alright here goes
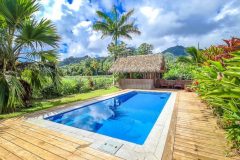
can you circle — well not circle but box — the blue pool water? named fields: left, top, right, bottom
left=45, top=91, right=171, bottom=145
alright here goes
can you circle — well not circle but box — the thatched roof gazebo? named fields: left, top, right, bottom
left=109, top=54, right=165, bottom=73
left=109, top=54, right=165, bottom=89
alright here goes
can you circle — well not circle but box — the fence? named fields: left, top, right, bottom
left=119, top=79, right=154, bottom=90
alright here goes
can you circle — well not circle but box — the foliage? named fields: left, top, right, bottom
left=0, top=0, right=60, bottom=114
left=219, top=37, right=240, bottom=53
left=107, top=42, right=135, bottom=59
left=0, top=87, right=119, bottom=119
left=201, top=37, right=240, bottom=62
left=163, top=64, right=195, bottom=80
left=202, top=46, right=224, bottom=61
left=163, top=53, right=194, bottom=80
left=137, top=43, right=154, bottom=55
left=60, top=57, right=113, bottom=76
left=178, top=47, right=204, bottom=65
left=59, top=55, right=90, bottom=66
left=41, top=84, right=61, bottom=99
left=192, top=39, right=240, bottom=152
left=40, top=76, right=113, bottom=99
left=61, top=42, right=155, bottom=76
left=93, top=6, right=140, bottom=45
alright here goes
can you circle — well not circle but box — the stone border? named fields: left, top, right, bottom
left=26, top=90, right=177, bottom=160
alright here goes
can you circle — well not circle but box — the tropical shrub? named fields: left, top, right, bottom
left=40, top=76, right=113, bottom=99
left=41, top=84, right=61, bottom=99
left=163, top=53, right=195, bottom=80
left=193, top=47, right=240, bottom=153
left=163, top=63, right=195, bottom=80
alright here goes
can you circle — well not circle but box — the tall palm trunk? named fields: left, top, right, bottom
left=3, top=58, right=7, bottom=74
left=114, top=38, right=118, bottom=61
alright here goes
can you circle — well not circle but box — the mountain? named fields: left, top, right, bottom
left=162, top=45, right=187, bottom=56
left=59, top=56, right=90, bottom=66
left=59, top=55, right=109, bottom=66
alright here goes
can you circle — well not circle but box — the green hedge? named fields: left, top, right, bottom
left=40, top=76, right=113, bottom=99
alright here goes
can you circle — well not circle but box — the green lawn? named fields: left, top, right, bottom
left=0, top=87, right=120, bottom=119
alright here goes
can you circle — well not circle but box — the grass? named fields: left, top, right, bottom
left=0, top=87, right=120, bottom=119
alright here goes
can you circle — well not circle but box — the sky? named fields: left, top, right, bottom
left=38, top=0, right=240, bottom=59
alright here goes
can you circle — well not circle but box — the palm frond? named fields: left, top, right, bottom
left=96, top=11, right=113, bottom=24
left=16, top=18, right=60, bottom=48
left=177, top=56, right=192, bottom=64
left=93, top=7, right=140, bottom=43
left=92, top=22, right=109, bottom=32
left=0, top=73, right=24, bottom=113
left=112, top=5, right=118, bottom=22
left=0, top=0, right=40, bottom=28
left=118, top=9, right=134, bottom=27
left=121, top=24, right=141, bottom=35
left=23, top=49, right=59, bottom=63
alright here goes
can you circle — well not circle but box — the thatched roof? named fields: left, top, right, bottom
left=109, top=54, right=165, bottom=73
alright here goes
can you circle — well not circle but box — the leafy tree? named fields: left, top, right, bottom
left=137, top=43, right=153, bottom=55
left=0, top=0, right=60, bottom=113
left=93, top=6, right=140, bottom=60
left=90, top=59, right=99, bottom=75
left=107, top=42, right=133, bottom=59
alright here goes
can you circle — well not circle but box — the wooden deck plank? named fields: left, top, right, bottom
left=1, top=120, right=89, bottom=146
left=0, top=136, right=42, bottom=160
left=0, top=121, right=119, bottom=160
left=0, top=123, right=113, bottom=160
left=0, top=120, right=121, bottom=160
left=0, top=145, right=22, bottom=160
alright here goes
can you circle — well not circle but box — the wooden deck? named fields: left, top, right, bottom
left=168, top=91, right=239, bottom=160
left=0, top=90, right=239, bottom=160
left=0, top=119, right=122, bottom=160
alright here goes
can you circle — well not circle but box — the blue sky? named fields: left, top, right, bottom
left=38, top=0, right=240, bottom=59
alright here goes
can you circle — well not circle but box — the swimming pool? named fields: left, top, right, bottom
left=45, top=91, right=171, bottom=145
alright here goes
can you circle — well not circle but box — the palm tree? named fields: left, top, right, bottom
left=93, top=6, right=140, bottom=46
left=0, top=0, right=60, bottom=113
left=178, top=47, right=204, bottom=66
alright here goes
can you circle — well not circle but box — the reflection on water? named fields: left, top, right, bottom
left=46, top=91, right=137, bottom=132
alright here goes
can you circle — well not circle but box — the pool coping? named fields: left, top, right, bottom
left=25, top=89, right=177, bottom=160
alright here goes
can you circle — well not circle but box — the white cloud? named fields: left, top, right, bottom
left=214, top=1, right=240, bottom=21
left=140, top=7, right=161, bottom=24
left=39, top=0, right=65, bottom=20
left=39, top=0, right=240, bottom=58
left=72, top=21, right=92, bottom=36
